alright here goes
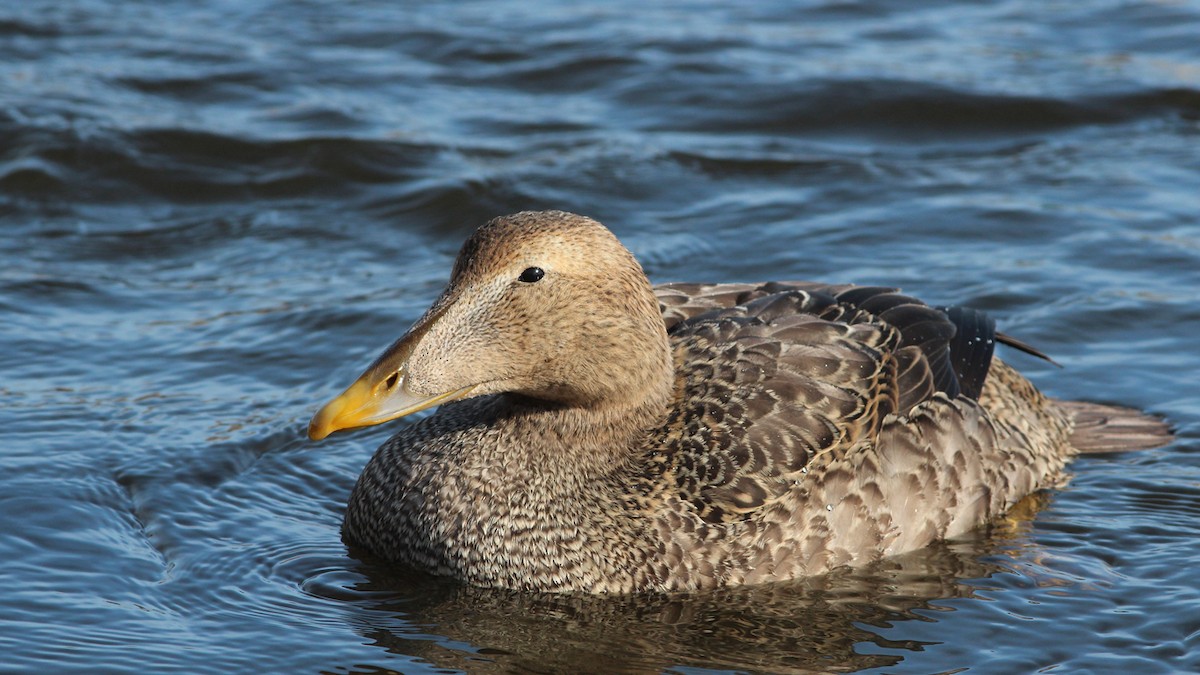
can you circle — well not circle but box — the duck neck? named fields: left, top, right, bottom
left=511, top=323, right=676, bottom=481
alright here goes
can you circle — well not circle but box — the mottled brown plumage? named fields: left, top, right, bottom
left=311, top=210, right=1171, bottom=593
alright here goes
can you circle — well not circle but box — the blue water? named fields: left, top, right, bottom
left=2, top=1, right=1199, bottom=672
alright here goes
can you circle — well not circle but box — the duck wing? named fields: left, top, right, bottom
left=648, top=282, right=998, bottom=523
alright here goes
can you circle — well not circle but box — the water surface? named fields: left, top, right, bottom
left=2, top=1, right=1199, bottom=673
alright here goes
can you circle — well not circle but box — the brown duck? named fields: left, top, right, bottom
left=309, top=210, right=1170, bottom=593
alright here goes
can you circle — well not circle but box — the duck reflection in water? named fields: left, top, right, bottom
left=335, top=492, right=1056, bottom=674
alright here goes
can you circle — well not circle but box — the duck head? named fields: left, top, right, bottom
left=308, top=211, right=672, bottom=440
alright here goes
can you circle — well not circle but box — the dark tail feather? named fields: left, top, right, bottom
left=1060, top=400, right=1173, bottom=453
left=996, top=331, right=1062, bottom=368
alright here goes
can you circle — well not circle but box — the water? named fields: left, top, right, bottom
left=2, top=1, right=1198, bottom=672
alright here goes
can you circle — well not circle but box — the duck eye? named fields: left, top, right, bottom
left=517, top=267, right=545, bottom=283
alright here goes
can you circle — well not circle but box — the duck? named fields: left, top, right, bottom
left=308, top=210, right=1171, bottom=594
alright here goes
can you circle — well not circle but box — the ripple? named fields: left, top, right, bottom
left=0, top=121, right=447, bottom=212
left=622, top=79, right=1200, bottom=141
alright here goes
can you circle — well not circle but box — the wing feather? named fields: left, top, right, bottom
left=648, top=281, right=1003, bottom=523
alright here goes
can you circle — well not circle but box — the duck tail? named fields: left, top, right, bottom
left=1059, top=400, right=1173, bottom=454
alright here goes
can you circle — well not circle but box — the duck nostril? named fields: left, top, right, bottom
left=385, top=372, right=399, bottom=390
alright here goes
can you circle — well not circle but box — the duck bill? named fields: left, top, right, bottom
left=307, top=343, right=474, bottom=440
left=309, top=290, right=475, bottom=441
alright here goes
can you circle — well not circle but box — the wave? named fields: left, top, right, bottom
left=617, top=79, right=1200, bottom=138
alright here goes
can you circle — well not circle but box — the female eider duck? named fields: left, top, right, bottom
left=309, top=210, right=1171, bottom=594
